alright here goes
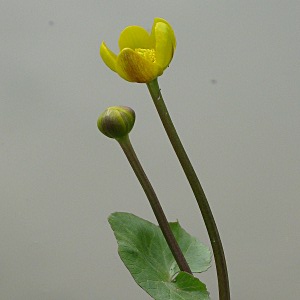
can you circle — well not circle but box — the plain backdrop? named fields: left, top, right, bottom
left=1, top=1, right=300, bottom=299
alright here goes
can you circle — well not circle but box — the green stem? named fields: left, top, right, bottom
left=147, top=78, right=230, bottom=300
left=117, top=135, right=192, bottom=274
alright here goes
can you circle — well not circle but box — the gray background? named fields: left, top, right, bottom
left=1, top=1, right=300, bottom=299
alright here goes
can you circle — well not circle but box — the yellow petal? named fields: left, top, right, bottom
left=100, top=42, right=117, bottom=72
left=118, top=26, right=153, bottom=51
left=153, top=18, right=176, bottom=48
left=151, top=18, right=176, bottom=70
left=116, top=48, right=163, bottom=83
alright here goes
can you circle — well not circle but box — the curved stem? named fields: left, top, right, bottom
left=117, top=135, right=192, bottom=274
left=147, top=78, right=230, bottom=300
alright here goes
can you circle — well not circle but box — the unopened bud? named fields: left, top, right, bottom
left=97, top=106, right=135, bottom=139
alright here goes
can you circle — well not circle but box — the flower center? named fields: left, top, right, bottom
left=135, top=48, right=156, bottom=63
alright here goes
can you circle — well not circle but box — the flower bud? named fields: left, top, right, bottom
left=97, top=106, right=135, bottom=139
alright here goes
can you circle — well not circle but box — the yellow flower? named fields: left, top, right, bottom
left=100, top=18, right=176, bottom=83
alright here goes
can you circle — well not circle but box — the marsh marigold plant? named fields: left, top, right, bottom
left=100, top=18, right=176, bottom=83
left=98, top=16, right=230, bottom=300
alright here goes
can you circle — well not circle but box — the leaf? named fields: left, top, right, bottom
left=108, top=212, right=212, bottom=300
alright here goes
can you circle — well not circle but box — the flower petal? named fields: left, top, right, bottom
left=118, top=26, right=153, bottom=51
left=116, top=48, right=163, bottom=83
left=151, top=18, right=176, bottom=70
left=153, top=18, right=176, bottom=48
left=100, top=42, right=117, bottom=72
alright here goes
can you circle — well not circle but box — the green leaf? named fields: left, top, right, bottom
left=108, top=212, right=212, bottom=300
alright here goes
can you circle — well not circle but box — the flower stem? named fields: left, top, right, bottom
left=147, top=78, right=230, bottom=300
left=117, top=134, right=192, bottom=274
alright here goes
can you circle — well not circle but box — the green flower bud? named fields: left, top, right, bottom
left=97, top=106, right=135, bottom=139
